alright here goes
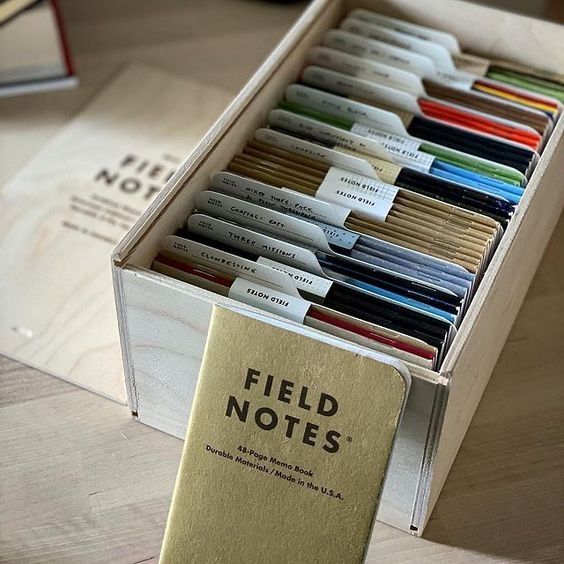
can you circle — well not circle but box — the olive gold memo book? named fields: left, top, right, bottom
left=159, top=306, right=410, bottom=564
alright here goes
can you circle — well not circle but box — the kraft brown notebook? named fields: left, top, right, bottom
left=160, top=306, right=410, bottom=564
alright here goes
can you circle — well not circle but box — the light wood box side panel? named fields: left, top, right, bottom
left=119, top=267, right=214, bottom=437
left=424, top=126, right=564, bottom=526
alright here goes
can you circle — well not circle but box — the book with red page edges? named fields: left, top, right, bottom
left=0, top=0, right=77, bottom=97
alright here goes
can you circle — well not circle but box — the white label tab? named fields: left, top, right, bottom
left=286, top=84, right=409, bottom=139
left=268, top=110, right=395, bottom=163
left=348, top=10, right=461, bottom=55
left=322, top=30, right=436, bottom=79
left=161, top=236, right=301, bottom=297
left=228, top=277, right=310, bottom=323
left=317, top=167, right=398, bottom=221
left=197, top=191, right=333, bottom=252
left=256, top=257, right=333, bottom=298
left=302, top=66, right=421, bottom=115
left=307, top=46, right=424, bottom=97
left=255, top=128, right=376, bottom=178
left=350, top=124, right=434, bottom=172
left=340, top=19, right=456, bottom=72
left=187, top=214, right=326, bottom=276
left=212, top=172, right=351, bottom=227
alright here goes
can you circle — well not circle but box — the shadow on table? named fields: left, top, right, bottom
left=422, top=214, right=564, bottom=562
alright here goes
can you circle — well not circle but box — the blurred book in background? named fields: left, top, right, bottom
left=0, top=0, right=77, bottom=97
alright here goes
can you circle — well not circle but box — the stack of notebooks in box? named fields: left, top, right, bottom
left=152, top=8, right=563, bottom=371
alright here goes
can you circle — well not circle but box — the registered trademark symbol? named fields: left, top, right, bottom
left=346, top=436, right=352, bottom=443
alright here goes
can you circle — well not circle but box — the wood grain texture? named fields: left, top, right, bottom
left=1, top=0, right=563, bottom=561
left=0, top=64, right=233, bottom=403
left=2, top=212, right=562, bottom=563
left=424, top=115, right=564, bottom=529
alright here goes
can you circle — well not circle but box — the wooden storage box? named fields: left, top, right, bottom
left=112, top=0, right=564, bottom=535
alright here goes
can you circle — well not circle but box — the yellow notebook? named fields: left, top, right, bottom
left=160, top=306, right=410, bottom=564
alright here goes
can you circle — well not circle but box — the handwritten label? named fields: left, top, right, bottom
left=322, top=30, right=434, bottom=78
left=187, top=214, right=325, bottom=275
left=302, top=66, right=421, bottom=115
left=268, top=109, right=393, bottom=162
left=197, top=191, right=333, bottom=252
left=212, top=172, right=351, bottom=227
left=255, top=128, right=376, bottom=178
left=307, top=46, right=424, bottom=97
left=161, top=236, right=300, bottom=297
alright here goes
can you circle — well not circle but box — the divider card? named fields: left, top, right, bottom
left=301, top=65, right=543, bottom=152
left=305, top=46, right=553, bottom=140
left=227, top=160, right=492, bottom=273
left=307, top=45, right=425, bottom=97
left=159, top=306, right=411, bottom=564
left=340, top=18, right=461, bottom=74
left=186, top=214, right=454, bottom=356
left=229, top=131, right=501, bottom=273
left=211, top=172, right=474, bottom=300
left=211, top=171, right=354, bottom=227
left=160, top=235, right=304, bottom=297
left=264, top=105, right=525, bottom=202
left=347, top=9, right=461, bottom=54
left=277, top=86, right=528, bottom=187
left=254, top=128, right=378, bottom=177
left=349, top=10, right=564, bottom=103
left=280, top=89, right=520, bottom=216
left=196, top=190, right=463, bottom=322
left=276, top=85, right=536, bottom=179
left=322, top=29, right=439, bottom=82
left=342, top=13, right=563, bottom=117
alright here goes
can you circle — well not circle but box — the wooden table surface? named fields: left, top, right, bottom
left=1, top=1, right=563, bottom=563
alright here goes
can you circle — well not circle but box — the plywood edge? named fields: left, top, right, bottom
left=111, top=0, right=334, bottom=268
left=411, top=372, right=450, bottom=534
left=112, top=265, right=138, bottom=413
